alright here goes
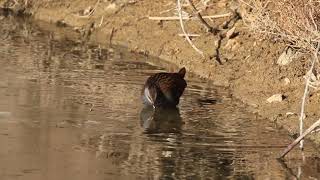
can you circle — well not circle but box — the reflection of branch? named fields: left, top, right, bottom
left=177, top=0, right=204, bottom=57
left=109, top=27, right=115, bottom=47
left=279, top=118, right=320, bottom=158
left=277, top=159, right=299, bottom=179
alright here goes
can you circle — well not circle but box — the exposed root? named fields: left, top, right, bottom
left=148, top=13, right=232, bottom=21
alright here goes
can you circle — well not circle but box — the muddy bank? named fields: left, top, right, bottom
left=1, top=0, right=320, bottom=146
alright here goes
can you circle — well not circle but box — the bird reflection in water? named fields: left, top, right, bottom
left=140, top=106, right=182, bottom=134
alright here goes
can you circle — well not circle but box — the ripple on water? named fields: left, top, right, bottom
left=0, top=15, right=318, bottom=180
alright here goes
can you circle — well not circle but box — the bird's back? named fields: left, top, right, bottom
left=142, top=68, right=187, bottom=107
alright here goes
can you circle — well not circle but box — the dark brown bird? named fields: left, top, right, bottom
left=142, top=67, right=187, bottom=108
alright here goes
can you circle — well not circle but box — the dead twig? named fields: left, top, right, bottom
left=97, top=15, right=104, bottom=27
left=148, top=13, right=232, bottom=21
left=177, top=0, right=204, bottom=56
left=279, top=118, right=320, bottom=158
left=277, top=159, right=299, bottom=179
left=298, top=42, right=320, bottom=149
left=178, top=33, right=200, bottom=37
left=298, top=61, right=315, bottom=149
left=186, top=0, right=216, bottom=33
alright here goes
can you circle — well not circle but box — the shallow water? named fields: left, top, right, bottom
left=0, top=15, right=319, bottom=180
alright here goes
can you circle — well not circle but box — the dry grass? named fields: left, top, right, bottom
left=241, top=0, right=320, bottom=53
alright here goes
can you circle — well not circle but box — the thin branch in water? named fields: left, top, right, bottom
left=177, top=0, right=204, bottom=56
left=298, top=42, right=320, bottom=149
left=279, top=118, right=320, bottom=158
left=298, top=62, right=314, bottom=149
left=277, top=159, right=299, bottom=179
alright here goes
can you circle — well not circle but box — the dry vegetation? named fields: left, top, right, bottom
left=241, top=0, right=320, bottom=53
left=240, top=0, right=320, bottom=155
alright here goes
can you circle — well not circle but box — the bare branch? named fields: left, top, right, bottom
left=177, top=0, right=204, bottom=56
left=298, top=42, right=320, bottom=149
left=186, top=0, right=215, bottom=33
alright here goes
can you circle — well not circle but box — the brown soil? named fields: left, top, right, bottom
left=1, top=0, right=320, bottom=146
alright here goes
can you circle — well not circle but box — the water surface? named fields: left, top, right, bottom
left=0, top=15, right=319, bottom=180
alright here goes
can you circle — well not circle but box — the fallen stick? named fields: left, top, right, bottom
left=149, top=13, right=232, bottom=21
left=178, top=33, right=200, bottom=37
left=97, top=15, right=104, bottom=27
left=298, top=56, right=315, bottom=149
left=298, top=42, right=320, bottom=149
left=279, top=118, right=320, bottom=159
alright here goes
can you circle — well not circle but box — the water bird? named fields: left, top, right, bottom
left=142, top=67, right=187, bottom=108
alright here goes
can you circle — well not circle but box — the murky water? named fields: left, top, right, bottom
left=0, top=14, right=319, bottom=180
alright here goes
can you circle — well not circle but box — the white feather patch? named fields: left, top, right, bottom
left=144, top=88, right=153, bottom=104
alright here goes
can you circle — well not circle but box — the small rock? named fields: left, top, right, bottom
left=249, top=103, right=258, bottom=108
left=108, top=48, right=115, bottom=53
left=83, top=6, right=93, bottom=16
left=103, top=3, right=118, bottom=14
left=286, top=112, right=295, bottom=117
left=267, top=94, right=284, bottom=103
left=225, top=39, right=239, bottom=51
left=56, top=20, right=67, bottom=27
left=128, top=0, right=137, bottom=4
left=253, top=41, right=257, bottom=46
left=226, top=27, right=236, bottom=39
left=106, top=3, right=117, bottom=10
left=284, top=77, right=290, bottom=85
left=277, top=47, right=300, bottom=66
